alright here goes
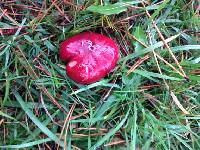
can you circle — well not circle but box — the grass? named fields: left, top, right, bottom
left=0, top=0, right=200, bottom=149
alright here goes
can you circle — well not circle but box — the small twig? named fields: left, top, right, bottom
left=127, top=54, right=150, bottom=75
left=0, top=8, right=19, bottom=25
left=33, top=49, right=48, bottom=63
left=148, top=31, right=169, bottom=89
left=57, top=104, right=76, bottom=150
left=104, top=140, right=126, bottom=147
left=115, top=12, right=145, bottom=24
left=70, top=109, right=89, bottom=120
left=35, top=61, right=52, bottom=76
left=32, top=0, right=58, bottom=31
left=50, top=0, right=71, bottom=22
left=170, top=91, right=190, bottom=115
left=71, top=145, right=82, bottom=150
left=155, top=53, right=184, bottom=77
left=0, top=9, right=7, bottom=20
left=72, top=132, right=121, bottom=138
left=40, top=92, right=60, bottom=126
left=190, top=70, right=200, bottom=75
left=11, top=4, right=41, bottom=12
left=44, top=143, right=52, bottom=150
left=126, top=31, right=147, bottom=48
left=0, top=119, right=4, bottom=126
left=139, top=84, right=160, bottom=90
left=75, top=128, right=108, bottom=132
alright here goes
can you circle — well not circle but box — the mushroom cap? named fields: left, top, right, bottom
left=60, top=31, right=119, bottom=84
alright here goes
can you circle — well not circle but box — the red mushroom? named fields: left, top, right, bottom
left=60, top=31, right=119, bottom=84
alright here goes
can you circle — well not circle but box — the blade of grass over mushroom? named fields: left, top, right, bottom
left=13, top=89, right=64, bottom=147
left=60, top=31, right=120, bottom=84
left=0, top=138, right=52, bottom=149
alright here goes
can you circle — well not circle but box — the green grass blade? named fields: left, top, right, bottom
left=70, top=80, right=119, bottom=95
left=90, top=109, right=130, bottom=150
left=0, top=138, right=51, bottom=149
left=130, top=102, right=137, bottom=150
left=12, top=89, right=64, bottom=147
left=133, top=69, right=182, bottom=81
left=0, top=110, right=17, bottom=120
left=170, top=131, right=193, bottom=150
left=87, top=1, right=144, bottom=15
left=94, top=95, right=116, bottom=119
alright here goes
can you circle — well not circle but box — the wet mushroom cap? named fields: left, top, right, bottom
left=60, top=31, right=119, bottom=84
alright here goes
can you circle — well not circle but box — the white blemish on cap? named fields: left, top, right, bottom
left=85, top=66, right=89, bottom=74
left=69, top=61, right=77, bottom=67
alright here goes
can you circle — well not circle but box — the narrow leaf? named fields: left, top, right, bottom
left=90, top=109, right=130, bottom=149
left=132, top=26, right=147, bottom=53
left=94, top=95, right=116, bottom=119
left=87, top=1, right=144, bottom=15
left=13, top=89, right=64, bottom=147
left=0, top=138, right=51, bottom=149
left=133, top=69, right=182, bottom=81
